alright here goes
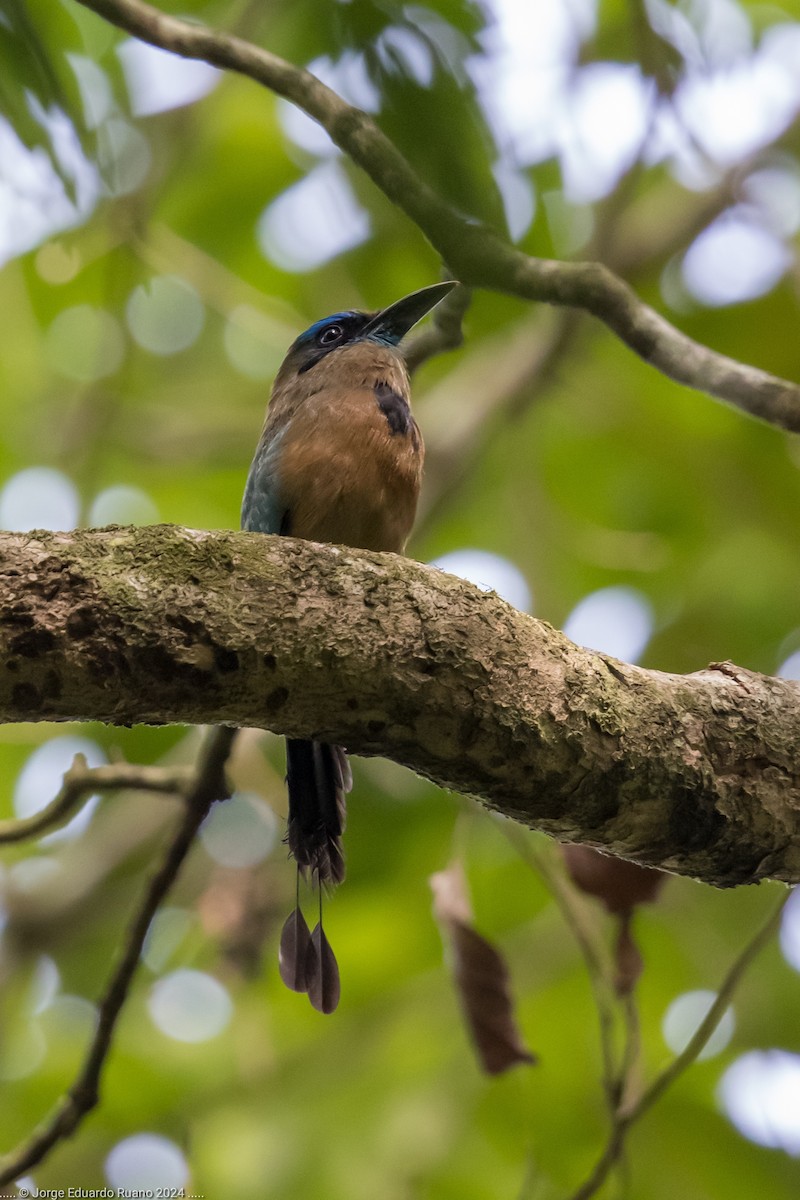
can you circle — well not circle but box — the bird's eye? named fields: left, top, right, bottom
left=318, top=324, right=344, bottom=346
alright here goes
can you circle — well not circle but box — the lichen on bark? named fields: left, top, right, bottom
left=1, top=525, right=799, bottom=886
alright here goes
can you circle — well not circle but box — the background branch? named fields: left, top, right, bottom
left=504, top=826, right=620, bottom=1109
left=0, top=725, right=236, bottom=1185
left=415, top=306, right=581, bottom=533
left=568, top=887, right=790, bottom=1200
left=404, top=282, right=472, bottom=374
left=74, top=0, right=800, bottom=431
left=0, top=756, right=191, bottom=844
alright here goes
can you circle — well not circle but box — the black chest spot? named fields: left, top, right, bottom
left=375, top=383, right=414, bottom=441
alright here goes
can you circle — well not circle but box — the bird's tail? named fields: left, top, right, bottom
left=285, top=739, right=351, bottom=885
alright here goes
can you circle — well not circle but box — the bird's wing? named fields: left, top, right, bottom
left=241, top=426, right=289, bottom=534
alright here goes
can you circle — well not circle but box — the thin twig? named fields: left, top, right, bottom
left=404, top=284, right=472, bottom=374
left=416, top=160, right=743, bottom=536
left=0, top=755, right=192, bottom=844
left=616, top=991, right=642, bottom=1113
left=568, top=886, right=790, bottom=1200
left=415, top=308, right=581, bottom=536
left=501, top=824, right=620, bottom=1109
left=73, top=0, right=800, bottom=430
left=627, top=887, right=789, bottom=1121
left=0, top=726, right=237, bottom=1184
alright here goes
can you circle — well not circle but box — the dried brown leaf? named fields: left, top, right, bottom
left=430, top=863, right=474, bottom=925
left=451, top=921, right=537, bottom=1075
left=562, top=843, right=666, bottom=915
left=431, top=863, right=536, bottom=1076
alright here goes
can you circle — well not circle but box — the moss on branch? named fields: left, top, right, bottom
left=1, top=526, right=798, bottom=887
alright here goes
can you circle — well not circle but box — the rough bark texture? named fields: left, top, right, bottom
left=1, top=525, right=798, bottom=887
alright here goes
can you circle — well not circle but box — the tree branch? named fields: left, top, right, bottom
left=0, top=725, right=236, bottom=1185
left=568, top=886, right=790, bottom=1200
left=2, top=525, right=799, bottom=886
left=404, top=283, right=472, bottom=374
left=73, top=0, right=800, bottom=431
left=416, top=307, right=581, bottom=532
left=0, top=755, right=191, bottom=843
left=504, top=827, right=620, bottom=1108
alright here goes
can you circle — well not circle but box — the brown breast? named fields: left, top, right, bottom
left=276, top=383, right=424, bottom=553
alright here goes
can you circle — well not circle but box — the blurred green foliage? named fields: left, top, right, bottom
left=1, top=0, right=800, bottom=1197
left=0, top=0, right=90, bottom=189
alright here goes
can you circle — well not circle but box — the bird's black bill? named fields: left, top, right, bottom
left=362, top=280, right=458, bottom=344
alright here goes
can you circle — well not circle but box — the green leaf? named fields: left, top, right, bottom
left=0, top=0, right=94, bottom=195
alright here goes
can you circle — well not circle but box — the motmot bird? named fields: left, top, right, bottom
left=242, top=281, right=456, bottom=893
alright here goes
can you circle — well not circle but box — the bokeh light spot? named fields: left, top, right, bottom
left=279, top=54, right=379, bottom=155
left=493, top=160, right=536, bottom=241
left=35, top=240, right=82, bottom=284
left=106, top=1133, right=189, bottom=1191
left=258, top=162, right=371, bottom=272
left=45, top=304, right=125, bottom=382
left=14, top=737, right=106, bottom=841
left=682, top=209, right=790, bottom=306
left=200, top=792, right=278, bottom=868
left=0, top=113, right=98, bottom=267
left=97, top=117, right=152, bottom=195
left=777, top=650, right=800, bottom=681
left=126, top=275, right=205, bottom=356
left=88, top=485, right=159, bottom=526
left=148, top=969, right=232, bottom=1043
left=224, top=305, right=285, bottom=381
left=560, top=63, right=654, bottom=202
left=376, top=26, right=435, bottom=86
left=41, top=994, right=97, bottom=1041
left=430, top=549, right=532, bottom=612
left=744, top=163, right=800, bottom=237
left=142, top=907, right=195, bottom=974
left=0, top=1021, right=46, bottom=1081
left=563, top=586, right=653, bottom=663
left=30, top=955, right=61, bottom=1016
left=720, top=1050, right=800, bottom=1153
left=0, top=468, right=80, bottom=532
left=779, top=886, right=800, bottom=971
left=473, top=0, right=595, bottom=164
left=68, top=53, right=115, bottom=130
left=662, top=989, right=734, bottom=1061
left=673, top=47, right=799, bottom=166
left=118, top=38, right=219, bottom=116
